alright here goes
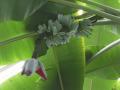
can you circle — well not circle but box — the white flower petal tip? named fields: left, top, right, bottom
left=21, top=59, right=38, bottom=76
left=21, top=59, right=47, bottom=80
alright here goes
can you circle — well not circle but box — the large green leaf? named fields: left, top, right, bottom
left=32, top=37, right=85, bottom=90
left=0, top=37, right=85, bottom=90
left=0, top=0, right=49, bottom=64
left=0, top=76, right=116, bottom=90
left=86, top=43, right=120, bottom=79
left=0, top=21, right=34, bottom=65
left=85, top=26, right=120, bottom=79
left=1, top=0, right=120, bottom=89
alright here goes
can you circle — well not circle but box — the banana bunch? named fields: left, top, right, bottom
left=37, top=14, right=93, bottom=48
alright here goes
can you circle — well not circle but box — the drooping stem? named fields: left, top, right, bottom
left=48, top=0, right=120, bottom=23
left=89, top=38, right=120, bottom=61
left=0, top=32, right=39, bottom=47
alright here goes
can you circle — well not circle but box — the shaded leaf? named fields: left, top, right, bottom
left=85, top=26, right=120, bottom=79
left=0, top=0, right=48, bottom=21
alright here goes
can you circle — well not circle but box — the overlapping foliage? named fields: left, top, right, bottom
left=0, top=0, right=120, bottom=90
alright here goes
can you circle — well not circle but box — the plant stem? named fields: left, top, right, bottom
left=75, top=12, right=94, bottom=19
left=94, top=20, right=118, bottom=25
left=48, top=0, right=120, bottom=23
left=83, top=0, right=120, bottom=16
left=89, top=38, right=120, bottom=62
left=0, top=32, right=39, bottom=47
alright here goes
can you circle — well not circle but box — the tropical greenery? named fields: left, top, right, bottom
left=0, top=0, right=120, bottom=90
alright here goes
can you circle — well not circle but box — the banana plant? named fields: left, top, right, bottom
left=0, top=0, right=120, bottom=90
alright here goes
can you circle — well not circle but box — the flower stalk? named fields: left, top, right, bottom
left=0, top=32, right=39, bottom=47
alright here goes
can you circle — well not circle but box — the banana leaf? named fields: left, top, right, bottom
left=0, top=21, right=34, bottom=65
left=0, top=37, right=85, bottom=90
left=83, top=77, right=116, bottom=90
left=85, top=26, right=120, bottom=79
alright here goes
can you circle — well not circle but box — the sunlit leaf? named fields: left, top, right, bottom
left=0, top=37, right=85, bottom=90
left=0, top=21, right=34, bottom=65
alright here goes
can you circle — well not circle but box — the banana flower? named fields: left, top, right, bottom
left=21, top=58, right=47, bottom=80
